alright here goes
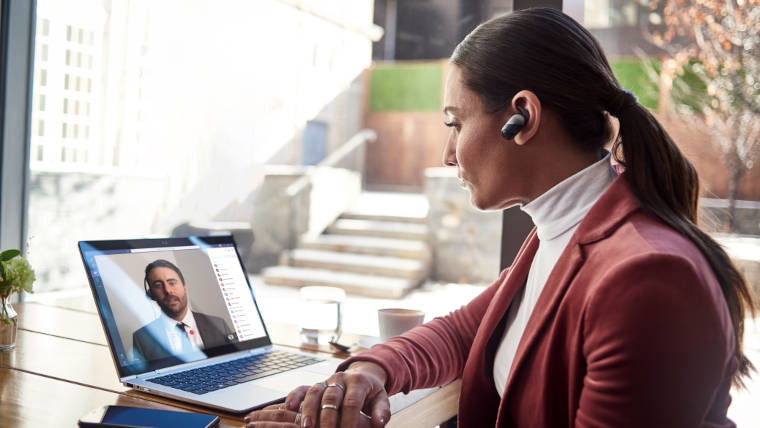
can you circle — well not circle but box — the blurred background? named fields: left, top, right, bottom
left=2, top=0, right=758, bottom=423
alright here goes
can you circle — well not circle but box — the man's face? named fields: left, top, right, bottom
left=147, top=266, right=188, bottom=320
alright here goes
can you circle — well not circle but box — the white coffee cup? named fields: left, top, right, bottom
left=378, top=308, right=425, bottom=342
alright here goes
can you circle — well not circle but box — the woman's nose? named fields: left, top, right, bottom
left=442, top=137, right=457, bottom=166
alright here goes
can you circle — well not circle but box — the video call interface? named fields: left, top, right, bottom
left=81, top=240, right=267, bottom=374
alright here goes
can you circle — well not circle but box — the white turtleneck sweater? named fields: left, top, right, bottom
left=493, top=152, right=617, bottom=397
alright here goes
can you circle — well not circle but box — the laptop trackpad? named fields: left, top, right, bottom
left=256, top=370, right=328, bottom=393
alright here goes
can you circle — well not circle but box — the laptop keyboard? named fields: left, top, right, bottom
left=147, top=350, right=323, bottom=395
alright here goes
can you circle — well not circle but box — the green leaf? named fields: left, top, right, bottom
left=0, top=249, right=20, bottom=261
left=0, top=263, right=5, bottom=282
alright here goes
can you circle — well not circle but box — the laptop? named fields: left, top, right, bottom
left=78, top=235, right=343, bottom=413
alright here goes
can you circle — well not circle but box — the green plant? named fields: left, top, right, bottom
left=0, top=249, right=35, bottom=323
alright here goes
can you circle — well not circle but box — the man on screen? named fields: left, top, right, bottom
left=133, top=259, right=235, bottom=362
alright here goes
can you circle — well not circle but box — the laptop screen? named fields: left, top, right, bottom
left=79, top=236, right=272, bottom=378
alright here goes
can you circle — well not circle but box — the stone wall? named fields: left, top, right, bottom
left=424, top=167, right=502, bottom=284
left=248, top=166, right=361, bottom=273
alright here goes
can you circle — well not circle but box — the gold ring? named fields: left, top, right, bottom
left=326, top=383, right=345, bottom=392
left=321, top=404, right=339, bottom=411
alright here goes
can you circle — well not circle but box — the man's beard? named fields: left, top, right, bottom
left=159, top=296, right=186, bottom=319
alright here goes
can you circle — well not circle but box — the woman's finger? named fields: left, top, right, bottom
left=246, top=422, right=299, bottom=428
left=244, top=407, right=300, bottom=426
left=319, top=375, right=347, bottom=428
left=337, top=382, right=372, bottom=428
left=367, top=388, right=391, bottom=428
left=300, top=381, right=329, bottom=428
left=284, top=385, right=310, bottom=411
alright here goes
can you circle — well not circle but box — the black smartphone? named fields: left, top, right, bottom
left=78, top=405, right=220, bottom=428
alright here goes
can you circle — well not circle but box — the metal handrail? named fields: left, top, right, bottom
left=286, top=129, right=377, bottom=248
left=285, top=129, right=377, bottom=198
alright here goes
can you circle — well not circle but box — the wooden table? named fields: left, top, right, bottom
left=0, top=300, right=460, bottom=427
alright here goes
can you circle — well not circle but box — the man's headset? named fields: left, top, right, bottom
left=501, top=105, right=530, bottom=140
left=144, top=277, right=155, bottom=300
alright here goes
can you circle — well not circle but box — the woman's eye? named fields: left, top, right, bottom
left=444, top=121, right=460, bottom=130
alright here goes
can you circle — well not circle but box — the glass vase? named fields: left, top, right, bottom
left=0, top=297, right=18, bottom=351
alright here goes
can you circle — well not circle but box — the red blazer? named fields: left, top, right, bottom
left=341, top=175, right=737, bottom=427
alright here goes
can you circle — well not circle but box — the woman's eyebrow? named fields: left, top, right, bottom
left=442, top=106, right=460, bottom=115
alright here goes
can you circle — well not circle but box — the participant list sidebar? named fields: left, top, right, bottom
left=207, top=247, right=266, bottom=341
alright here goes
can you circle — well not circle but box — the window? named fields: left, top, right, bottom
left=584, top=0, right=664, bottom=29
left=27, top=0, right=378, bottom=293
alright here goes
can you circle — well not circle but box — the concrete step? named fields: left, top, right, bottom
left=299, top=234, right=430, bottom=259
left=340, top=212, right=428, bottom=224
left=347, top=192, right=429, bottom=224
left=327, top=219, right=428, bottom=240
left=260, top=266, right=421, bottom=299
left=282, top=249, right=427, bottom=279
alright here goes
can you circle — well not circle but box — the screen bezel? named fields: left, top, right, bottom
left=78, top=235, right=273, bottom=378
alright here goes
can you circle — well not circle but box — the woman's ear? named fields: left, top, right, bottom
left=509, top=90, right=541, bottom=146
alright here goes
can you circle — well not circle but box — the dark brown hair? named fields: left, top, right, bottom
left=451, top=7, right=755, bottom=384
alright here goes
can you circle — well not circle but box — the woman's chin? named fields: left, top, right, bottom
left=469, top=193, right=495, bottom=211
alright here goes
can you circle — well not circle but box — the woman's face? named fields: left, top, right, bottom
left=442, top=65, right=532, bottom=210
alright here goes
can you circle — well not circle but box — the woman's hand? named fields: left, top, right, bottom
left=244, top=361, right=390, bottom=428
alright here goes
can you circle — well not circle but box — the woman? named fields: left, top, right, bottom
left=246, top=8, right=755, bottom=428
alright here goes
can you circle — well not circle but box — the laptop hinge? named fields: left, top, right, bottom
left=122, top=374, right=138, bottom=382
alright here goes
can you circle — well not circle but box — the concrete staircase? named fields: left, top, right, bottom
left=261, top=192, right=431, bottom=298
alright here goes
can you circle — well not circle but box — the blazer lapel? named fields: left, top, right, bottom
left=501, top=240, right=584, bottom=401
left=481, top=230, right=540, bottom=341
left=458, top=230, right=539, bottom=427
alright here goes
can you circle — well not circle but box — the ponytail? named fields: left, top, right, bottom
left=610, top=92, right=756, bottom=384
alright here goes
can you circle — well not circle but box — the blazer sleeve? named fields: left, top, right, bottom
left=576, top=253, right=735, bottom=428
left=338, top=268, right=509, bottom=395
left=132, top=330, right=147, bottom=361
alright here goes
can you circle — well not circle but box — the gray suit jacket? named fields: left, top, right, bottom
left=132, top=311, right=235, bottom=362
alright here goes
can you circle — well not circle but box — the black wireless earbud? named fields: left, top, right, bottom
left=500, top=106, right=530, bottom=140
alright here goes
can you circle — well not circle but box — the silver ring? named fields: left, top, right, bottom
left=317, top=381, right=327, bottom=388
left=321, top=403, right=339, bottom=411
left=326, top=383, right=345, bottom=392
left=294, top=412, right=302, bottom=424
left=360, top=410, right=371, bottom=420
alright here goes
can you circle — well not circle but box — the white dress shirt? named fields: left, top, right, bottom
left=493, top=152, right=617, bottom=396
left=178, top=309, right=206, bottom=349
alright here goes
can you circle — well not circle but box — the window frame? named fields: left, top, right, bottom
left=0, top=0, right=35, bottom=260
